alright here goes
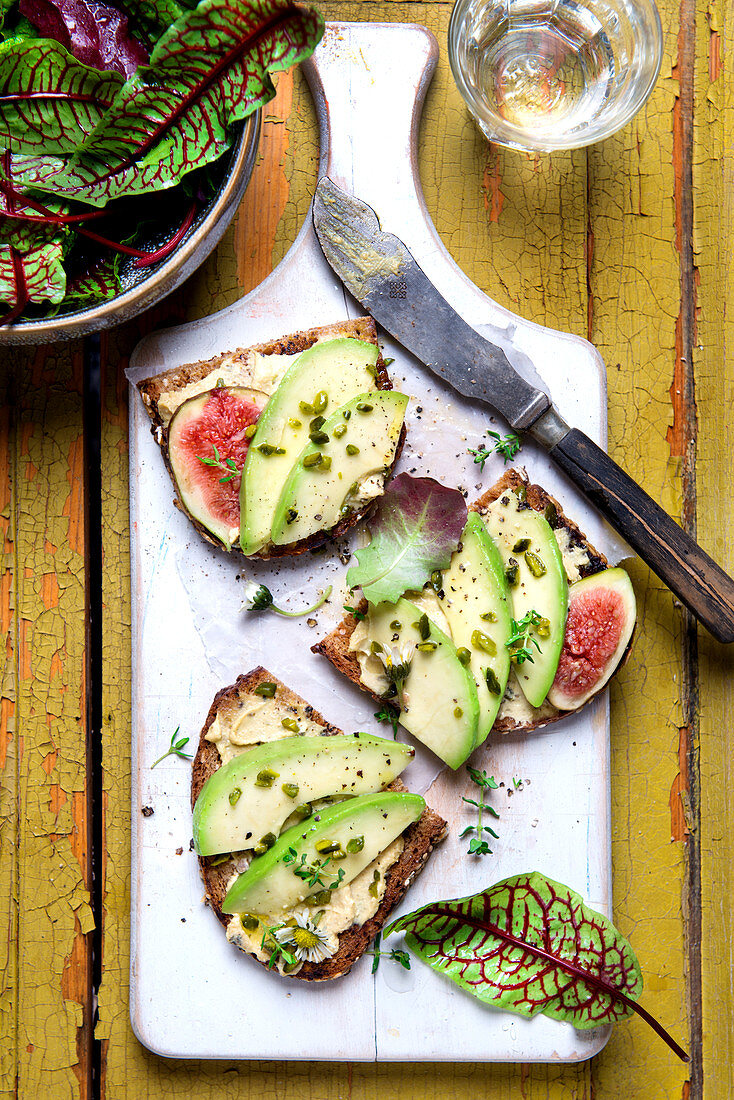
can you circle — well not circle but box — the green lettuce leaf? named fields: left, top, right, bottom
left=0, top=39, right=124, bottom=154
left=346, top=473, right=467, bottom=605
left=387, top=871, right=689, bottom=1061
left=15, top=0, right=324, bottom=206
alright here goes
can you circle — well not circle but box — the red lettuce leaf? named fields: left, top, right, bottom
left=0, top=39, right=123, bottom=153
left=19, top=0, right=149, bottom=77
left=13, top=0, right=324, bottom=206
left=346, top=473, right=468, bottom=605
left=387, top=871, right=689, bottom=1062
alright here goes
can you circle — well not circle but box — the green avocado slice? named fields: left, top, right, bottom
left=440, top=513, right=513, bottom=744
left=481, top=489, right=569, bottom=708
left=222, top=791, right=425, bottom=916
left=239, top=338, right=380, bottom=554
left=192, top=732, right=414, bottom=857
left=365, top=597, right=480, bottom=769
left=270, top=390, right=408, bottom=546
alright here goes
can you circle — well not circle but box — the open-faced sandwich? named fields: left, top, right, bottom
left=191, top=667, right=447, bottom=979
left=314, top=469, right=636, bottom=769
left=137, top=318, right=408, bottom=558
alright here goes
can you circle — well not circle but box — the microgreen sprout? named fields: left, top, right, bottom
left=196, top=444, right=240, bottom=483
left=374, top=705, right=400, bottom=738
left=151, top=726, right=191, bottom=768
left=243, top=581, right=332, bottom=618
left=505, top=610, right=544, bottom=665
left=460, top=766, right=499, bottom=856
left=344, top=603, right=367, bottom=621
left=468, top=429, right=521, bottom=470
left=369, top=931, right=411, bottom=973
left=261, top=924, right=299, bottom=970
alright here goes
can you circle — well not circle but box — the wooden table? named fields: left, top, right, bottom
left=2, top=1, right=732, bottom=1095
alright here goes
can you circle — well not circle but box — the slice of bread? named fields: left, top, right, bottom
left=191, top=666, right=447, bottom=981
left=312, top=468, right=616, bottom=736
left=137, top=317, right=406, bottom=560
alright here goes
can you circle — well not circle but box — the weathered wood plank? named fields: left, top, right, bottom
left=0, top=348, right=94, bottom=1099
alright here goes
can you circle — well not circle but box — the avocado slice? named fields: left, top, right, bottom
left=270, top=390, right=409, bottom=546
left=222, top=791, right=425, bottom=916
left=240, top=338, right=380, bottom=554
left=481, top=490, right=568, bottom=708
left=366, top=597, right=479, bottom=769
left=192, top=732, right=414, bottom=857
left=440, top=513, right=513, bottom=744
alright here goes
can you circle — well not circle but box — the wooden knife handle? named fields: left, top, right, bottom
left=549, top=427, right=734, bottom=643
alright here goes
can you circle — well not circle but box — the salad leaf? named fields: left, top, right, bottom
left=15, top=0, right=325, bottom=206
left=387, top=871, right=689, bottom=1061
left=0, top=237, right=66, bottom=312
left=346, top=474, right=467, bottom=605
left=19, top=0, right=149, bottom=77
left=0, top=39, right=124, bottom=154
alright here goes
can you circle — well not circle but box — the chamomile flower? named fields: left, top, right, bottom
left=272, top=910, right=336, bottom=964
left=242, top=580, right=332, bottom=617
left=379, top=642, right=414, bottom=696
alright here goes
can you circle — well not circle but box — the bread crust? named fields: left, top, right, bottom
left=311, top=468, right=624, bottom=736
left=137, top=317, right=406, bottom=560
left=192, top=667, right=447, bottom=982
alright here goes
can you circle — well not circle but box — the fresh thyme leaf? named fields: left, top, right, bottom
left=374, top=705, right=400, bottom=738
left=344, top=603, right=366, bottom=621
left=151, top=725, right=191, bottom=767
left=462, top=766, right=499, bottom=856
left=261, top=924, right=297, bottom=970
left=468, top=429, right=522, bottom=470
left=368, top=931, right=411, bottom=972
left=506, top=610, right=544, bottom=665
left=197, top=446, right=241, bottom=482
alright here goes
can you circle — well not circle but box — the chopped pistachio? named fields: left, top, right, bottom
left=281, top=782, right=299, bottom=799
left=281, top=717, right=300, bottom=733
left=346, top=443, right=360, bottom=456
left=471, top=629, right=497, bottom=655
left=333, top=423, right=347, bottom=438
left=456, top=646, right=471, bottom=667
left=346, top=835, right=365, bottom=854
left=525, top=551, right=547, bottom=577
left=255, top=768, right=279, bottom=788
left=254, top=681, right=277, bottom=698
left=228, top=787, right=242, bottom=806
left=512, top=537, right=531, bottom=553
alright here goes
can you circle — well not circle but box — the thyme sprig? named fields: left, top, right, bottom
left=506, top=609, right=544, bottom=665
left=151, top=726, right=192, bottom=768
left=460, top=766, right=499, bottom=856
left=369, top=931, right=411, bottom=973
left=282, top=847, right=346, bottom=891
left=344, top=603, right=366, bottom=621
left=468, top=429, right=521, bottom=470
left=243, top=581, right=332, bottom=618
left=197, top=444, right=240, bottom=483
left=374, top=705, right=400, bottom=738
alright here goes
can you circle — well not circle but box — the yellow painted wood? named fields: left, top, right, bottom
left=86, top=2, right=709, bottom=1097
left=0, top=348, right=94, bottom=1100
left=693, top=0, right=734, bottom=1090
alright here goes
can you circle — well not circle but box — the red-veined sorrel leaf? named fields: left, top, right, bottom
left=119, top=0, right=188, bottom=42
left=0, top=238, right=65, bottom=308
left=0, top=39, right=123, bottom=154
left=19, top=0, right=149, bottom=77
left=15, top=0, right=324, bottom=206
left=346, top=473, right=468, bottom=604
left=387, top=871, right=689, bottom=1062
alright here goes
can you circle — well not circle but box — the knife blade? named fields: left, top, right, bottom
left=313, top=176, right=734, bottom=643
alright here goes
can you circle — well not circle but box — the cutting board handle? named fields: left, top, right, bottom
left=303, top=23, right=438, bottom=229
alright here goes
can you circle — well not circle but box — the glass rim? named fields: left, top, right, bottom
left=447, top=0, right=664, bottom=151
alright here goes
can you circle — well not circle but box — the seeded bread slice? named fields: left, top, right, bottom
left=191, top=666, right=447, bottom=982
left=137, top=317, right=406, bottom=560
left=312, top=468, right=617, bottom=736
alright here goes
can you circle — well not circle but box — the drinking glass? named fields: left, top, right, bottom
left=448, top=0, right=663, bottom=151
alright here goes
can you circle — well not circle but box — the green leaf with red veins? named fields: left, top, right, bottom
left=346, top=473, right=468, bottom=605
left=13, top=0, right=324, bottom=207
left=0, top=239, right=66, bottom=306
left=0, top=40, right=123, bottom=154
left=386, top=872, right=689, bottom=1061
left=388, top=871, right=641, bottom=1027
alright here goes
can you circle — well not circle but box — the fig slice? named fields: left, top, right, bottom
left=547, top=567, right=636, bottom=711
left=167, top=385, right=268, bottom=550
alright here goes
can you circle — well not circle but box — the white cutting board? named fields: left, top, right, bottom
left=127, top=22, right=615, bottom=1063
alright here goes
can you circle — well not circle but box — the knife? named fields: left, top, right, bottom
left=313, top=176, right=734, bottom=644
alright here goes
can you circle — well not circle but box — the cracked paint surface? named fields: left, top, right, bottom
left=0, top=351, right=93, bottom=1100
